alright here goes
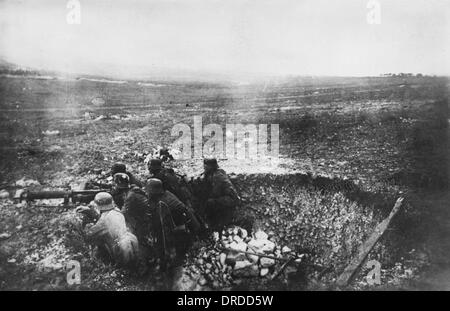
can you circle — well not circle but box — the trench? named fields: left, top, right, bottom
left=220, top=172, right=411, bottom=289
left=16, top=170, right=415, bottom=291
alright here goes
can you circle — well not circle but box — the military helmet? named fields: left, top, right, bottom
left=113, top=172, right=130, bottom=189
left=111, top=163, right=126, bottom=175
left=145, top=178, right=165, bottom=196
left=93, top=192, right=115, bottom=211
left=148, top=159, right=163, bottom=171
left=203, top=158, right=218, bottom=169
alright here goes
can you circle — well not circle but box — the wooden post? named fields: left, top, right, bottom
left=335, top=197, right=404, bottom=287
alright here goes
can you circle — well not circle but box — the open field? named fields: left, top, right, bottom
left=0, top=74, right=448, bottom=290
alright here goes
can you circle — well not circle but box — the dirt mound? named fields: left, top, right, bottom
left=177, top=173, right=420, bottom=290
left=0, top=171, right=425, bottom=290
left=233, top=174, right=402, bottom=278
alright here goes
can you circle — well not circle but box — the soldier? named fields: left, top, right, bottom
left=147, top=159, right=192, bottom=208
left=111, top=173, right=149, bottom=244
left=200, top=158, right=240, bottom=231
left=146, top=178, right=202, bottom=289
left=110, top=172, right=129, bottom=209
left=82, top=192, right=139, bottom=268
left=111, top=163, right=143, bottom=188
left=145, top=179, right=201, bottom=267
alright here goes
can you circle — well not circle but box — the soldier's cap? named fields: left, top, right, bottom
left=145, top=178, right=165, bottom=196
left=203, top=158, right=218, bottom=168
left=113, top=173, right=130, bottom=189
left=93, top=192, right=115, bottom=212
left=111, top=163, right=126, bottom=175
left=148, top=159, right=163, bottom=170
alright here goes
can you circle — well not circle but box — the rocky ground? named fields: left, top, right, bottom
left=0, top=75, right=448, bottom=290
left=0, top=171, right=433, bottom=291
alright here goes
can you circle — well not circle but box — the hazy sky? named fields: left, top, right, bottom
left=0, top=0, right=449, bottom=78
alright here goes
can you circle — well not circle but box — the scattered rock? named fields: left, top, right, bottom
left=247, top=239, right=267, bottom=252
left=84, top=112, right=94, bottom=120
left=172, top=268, right=199, bottom=291
left=185, top=225, right=296, bottom=286
left=219, top=253, right=227, bottom=266
left=295, top=254, right=306, bottom=263
left=15, top=177, right=40, bottom=187
left=234, top=260, right=253, bottom=270
left=404, top=269, right=413, bottom=277
left=229, top=241, right=247, bottom=252
left=93, top=168, right=103, bottom=175
left=233, top=235, right=243, bottom=243
left=212, top=232, right=220, bottom=241
left=260, top=257, right=276, bottom=268
left=262, top=241, right=276, bottom=253
left=254, top=230, right=268, bottom=240
left=226, top=251, right=246, bottom=265
left=247, top=238, right=275, bottom=254
left=91, top=97, right=106, bottom=106
left=0, top=190, right=9, bottom=199
left=47, top=145, right=62, bottom=153
left=0, top=232, right=12, bottom=240
left=282, top=246, right=292, bottom=254
left=260, top=268, right=269, bottom=277
left=42, top=130, right=60, bottom=136
left=247, top=253, right=260, bottom=263
left=239, top=228, right=248, bottom=239
left=39, top=254, right=64, bottom=271
left=94, top=115, right=107, bottom=122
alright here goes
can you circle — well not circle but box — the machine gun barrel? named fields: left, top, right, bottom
left=14, top=189, right=109, bottom=205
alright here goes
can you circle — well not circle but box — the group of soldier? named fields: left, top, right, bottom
left=76, top=158, right=242, bottom=279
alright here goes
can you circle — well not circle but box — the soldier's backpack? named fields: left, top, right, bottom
left=161, top=168, right=193, bottom=206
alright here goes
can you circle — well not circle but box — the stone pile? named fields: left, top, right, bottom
left=183, top=226, right=304, bottom=289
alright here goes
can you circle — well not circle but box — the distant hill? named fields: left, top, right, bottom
left=0, top=59, right=44, bottom=76
left=0, top=58, right=278, bottom=85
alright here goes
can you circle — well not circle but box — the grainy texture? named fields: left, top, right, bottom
left=0, top=75, right=448, bottom=290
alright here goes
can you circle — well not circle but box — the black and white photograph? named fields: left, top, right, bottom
left=0, top=0, right=449, bottom=295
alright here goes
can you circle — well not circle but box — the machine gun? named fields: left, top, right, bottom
left=13, top=189, right=110, bottom=206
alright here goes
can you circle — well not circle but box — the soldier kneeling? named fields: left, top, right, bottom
left=201, top=158, right=240, bottom=232
left=111, top=173, right=149, bottom=245
left=146, top=179, right=201, bottom=268
left=78, top=192, right=139, bottom=269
